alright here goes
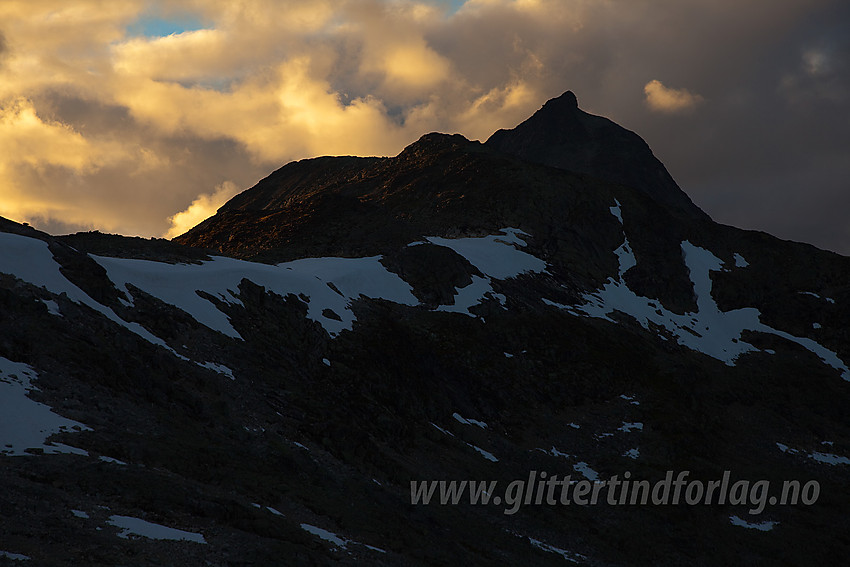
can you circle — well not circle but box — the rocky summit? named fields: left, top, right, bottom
left=1, top=92, right=849, bottom=566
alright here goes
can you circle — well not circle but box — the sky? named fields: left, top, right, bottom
left=0, top=0, right=847, bottom=253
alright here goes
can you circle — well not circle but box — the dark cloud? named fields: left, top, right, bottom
left=25, top=215, right=96, bottom=237
left=440, top=0, right=850, bottom=254
left=620, top=1, right=850, bottom=254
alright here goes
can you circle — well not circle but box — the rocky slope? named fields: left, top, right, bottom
left=1, top=93, right=849, bottom=566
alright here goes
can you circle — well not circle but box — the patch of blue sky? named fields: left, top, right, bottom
left=397, top=1, right=466, bottom=16
left=127, top=15, right=205, bottom=38
left=437, top=0, right=467, bottom=15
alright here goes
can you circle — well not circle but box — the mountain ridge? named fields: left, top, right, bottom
left=0, top=91, right=848, bottom=566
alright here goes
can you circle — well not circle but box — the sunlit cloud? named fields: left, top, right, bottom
left=165, top=180, right=240, bottom=238
left=0, top=98, right=100, bottom=171
left=643, top=80, right=704, bottom=113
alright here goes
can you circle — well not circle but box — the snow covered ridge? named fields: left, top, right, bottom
left=96, top=254, right=420, bottom=338
left=1, top=228, right=545, bottom=350
left=0, top=233, right=179, bottom=351
left=96, top=227, right=545, bottom=332
left=545, top=201, right=850, bottom=381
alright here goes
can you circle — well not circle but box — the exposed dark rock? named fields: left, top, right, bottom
left=486, top=91, right=708, bottom=220
left=1, top=93, right=849, bottom=567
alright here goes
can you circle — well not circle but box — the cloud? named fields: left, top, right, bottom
left=165, top=180, right=240, bottom=238
left=0, top=98, right=102, bottom=171
left=643, top=80, right=704, bottom=113
left=0, top=0, right=847, bottom=255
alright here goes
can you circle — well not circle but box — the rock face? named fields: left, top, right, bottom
left=486, top=91, right=707, bottom=219
left=1, top=92, right=850, bottom=567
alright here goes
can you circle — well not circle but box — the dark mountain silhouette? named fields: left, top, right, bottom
left=485, top=91, right=707, bottom=219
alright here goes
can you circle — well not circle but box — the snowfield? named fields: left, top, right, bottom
left=545, top=201, right=850, bottom=381
left=0, top=357, right=89, bottom=456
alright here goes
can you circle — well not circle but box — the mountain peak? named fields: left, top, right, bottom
left=486, top=90, right=707, bottom=219
left=397, top=132, right=475, bottom=160
left=543, top=89, right=579, bottom=110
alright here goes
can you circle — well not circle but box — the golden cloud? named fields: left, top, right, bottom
left=643, top=80, right=704, bottom=113
left=2, top=0, right=756, bottom=239
left=0, top=98, right=99, bottom=171
left=0, top=0, right=630, bottom=237
left=382, top=41, right=452, bottom=92
left=165, top=180, right=240, bottom=238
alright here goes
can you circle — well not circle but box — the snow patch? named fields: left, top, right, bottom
left=0, top=551, right=29, bottom=561
left=729, top=515, right=778, bottom=531
left=300, top=524, right=387, bottom=554
left=107, top=515, right=206, bottom=544
left=71, top=510, right=89, bottom=519
left=529, top=537, right=584, bottom=563
left=609, top=199, right=624, bottom=224
left=452, top=413, right=487, bottom=428
left=41, top=299, right=61, bottom=316
left=430, top=423, right=455, bottom=437
left=0, top=357, right=89, bottom=456
left=623, top=448, right=640, bottom=459
left=198, top=361, right=234, bottom=379
left=364, top=544, right=388, bottom=553
left=618, top=422, right=643, bottom=433
left=424, top=228, right=546, bottom=315
left=426, top=228, right=545, bottom=279
left=468, top=443, right=498, bottom=462
left=799, top=292, right=836, bottom=304
left=542, top=298, right=570, bottom=310
left=733, top=253, right=749, bottom=268
left=300, top=523, right=347, bottom=548
left=573, top=461, right=599, bottom=481
left=436, top=276, right=501, bottom=317
left=809, top=451, right=850, bottom=465
left=613, top=236, right=636, bottom=276
left=567, top=239, right=849, bottom=380
left=776, top=443, right=799, bottom=455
